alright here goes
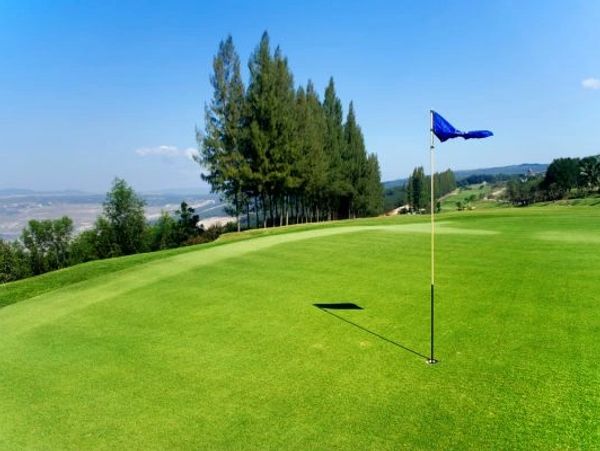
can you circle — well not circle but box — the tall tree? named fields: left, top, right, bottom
left=322, top=78, right=346, bottom=219
left=542, top=157, right=580, bottom=199
left=102, top=178, right=147, bottom=255
left=244, top=32, right=298, bottom=227
left=21, top=216, right=74, bottom=274
left=364, top=154, right=384, bottom=216
left=176, top=201, right=201, bottom=242
left=271, top=46, right=299, bottom=226
left=579, top=156, right=600, bottom=192
left=199, top=35, right=248, bottom=232
left=244, top=32, right=276, bottom=227
left=342, top=101, right=368, bottom=218
left=294, top=81, right=328, bottom=221
left=407, top=167, right=428, bottom=211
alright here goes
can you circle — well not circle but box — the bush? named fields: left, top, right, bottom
left=0, top=240, right=31, bottom=283
left=69, top=230, right=100, bottom=264
left=185, top=224, right=225, bottom=246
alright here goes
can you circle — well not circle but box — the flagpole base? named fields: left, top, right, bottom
left=426, top=358, right=438, bottom=365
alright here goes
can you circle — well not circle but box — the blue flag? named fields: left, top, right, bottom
left=432, top=111, right=493, bottom=143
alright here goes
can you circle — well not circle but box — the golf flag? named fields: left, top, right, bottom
left=431, top=111, right=493, bottom=143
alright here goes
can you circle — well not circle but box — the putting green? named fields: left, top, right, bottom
left=0, top=208, right=598, bottom=449
left=0, top=222, right=493, bottom=336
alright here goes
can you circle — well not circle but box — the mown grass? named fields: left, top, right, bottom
left=0, top=207, right=598, bottom=449
left=0, top=214, right=426, bottom=309
left=0, top=245, right=201, bottom=309
left=535, top=194, right=600, bottom=207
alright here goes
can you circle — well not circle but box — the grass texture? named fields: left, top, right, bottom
left=0, top=207, right=598, bottom=449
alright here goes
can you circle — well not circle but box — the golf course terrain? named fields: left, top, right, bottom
left=0, top=207, right=598, bottom=449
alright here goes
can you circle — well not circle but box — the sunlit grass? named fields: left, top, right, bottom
left=0, top=207, right=598, bottom=449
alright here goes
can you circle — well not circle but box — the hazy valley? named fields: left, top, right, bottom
left=0, top=189, right=229, bottom=241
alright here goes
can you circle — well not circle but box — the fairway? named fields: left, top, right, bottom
left=0, top=208, right=598, bottom=449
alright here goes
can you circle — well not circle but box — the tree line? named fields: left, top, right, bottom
left=506, top=155, right=600, bottom=206
left=0, top=178, right=227, bottom=283
left=457, top=173, right=513, bottom=187
left=407, top=168, right=457, bottom=212
left=383, top=168, right=457, bottom=212
left=198, top=32, right=383, bottom=231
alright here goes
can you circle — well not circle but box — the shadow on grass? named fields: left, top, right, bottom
left=313, top=303, right=428, bottom=360
left=313, top=302, right=363, bottom=310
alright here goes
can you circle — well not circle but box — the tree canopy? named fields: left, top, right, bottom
left=198, top=33, right=384, bottom=228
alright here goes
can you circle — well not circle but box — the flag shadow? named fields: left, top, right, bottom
left=313, top=303, right=428, bottom=360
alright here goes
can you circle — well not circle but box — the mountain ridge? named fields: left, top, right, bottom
left=383, top=162, right=548, bottom=188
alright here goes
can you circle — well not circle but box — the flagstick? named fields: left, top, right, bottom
left=428, top=110, right=438, bottom=364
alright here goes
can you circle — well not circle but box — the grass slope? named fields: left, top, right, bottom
left=439, top=183, right=503, bottom=212
left=0, top=245, right=202, bottom=309
left=0, top=208, right=598, bottom=449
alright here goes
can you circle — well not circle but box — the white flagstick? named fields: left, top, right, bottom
left=428, top=110, right=438, bottom=364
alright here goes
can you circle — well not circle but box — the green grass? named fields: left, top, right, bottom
left=0, top=244, right=203, bottom=309
left=535, top=194, right=600, bottom=207
left=0, top=215, right=424, bottom=309
left=0, top=207, right=598, bottom=449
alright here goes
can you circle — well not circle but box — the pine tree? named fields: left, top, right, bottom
left=199, top=33, right=384, bottom=228
left=407, top=167, right=428, bottom=212
left=322, top=78, right=346, bottom=219
left=199, top=35, right=247, bottom=232
left=364, top=154, right=384, bottom=216
left=295, top=81, right=328, bottom=221
left=406, top=168, right=455, bottom=213
left=272, top=46, right=298, bottom=226
left=342, top=101, right=369, bottom=218
left=245, top=32, right=276, bottom=227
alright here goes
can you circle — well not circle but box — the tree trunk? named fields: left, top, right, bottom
left=246, top=202, right=250, bottom=231
left=279, top=197, right=284, bottom=227
left=254, top=198, right=260, bottom=229
left=235, top=189, right=241, bottom=233
left=268, top=194, right=274, bottom=227
left=293, top=197, right=297, bottom=224
left=285, top=196, right=289, bottom=226
left=261, top=194, right=267, bottom=229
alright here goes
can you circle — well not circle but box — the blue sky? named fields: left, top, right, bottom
left=1, top=1, right=599, bottom=192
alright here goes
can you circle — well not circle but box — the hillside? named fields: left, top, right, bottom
left=0, top=208, right=598, bottom=449
left=383, top=162, right=548, bottom=188
left=454, top=162, right=548, bottom=179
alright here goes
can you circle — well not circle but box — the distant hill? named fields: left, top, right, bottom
left=453, top=163, right=548, bottom=179
left=382, top=178, right=408, bottom=189
left=383, top=163, right=548, bottom=188
left=0, top=188, right=37, bottom=196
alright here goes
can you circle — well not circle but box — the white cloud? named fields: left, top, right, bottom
left=183, top=147, right=199, bottom=161
left=135, top=145, right=198, bottom=160
left=582, top=78, right=600, bottom=90
left=135, top=145, right=179, bottom=157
